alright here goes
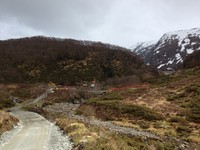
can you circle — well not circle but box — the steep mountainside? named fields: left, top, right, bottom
left=183, top=50, right=200, bottom=68
left=0, top=36, right=152, bottom=84
left=132, top=28, right=200, bottom=70
left=130, top=41, right=156, bottom=59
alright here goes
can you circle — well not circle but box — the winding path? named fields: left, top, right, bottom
left=0, top=90, right=72, bottom=150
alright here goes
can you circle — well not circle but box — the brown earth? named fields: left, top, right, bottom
left=0, top=110, right=19, bottom=135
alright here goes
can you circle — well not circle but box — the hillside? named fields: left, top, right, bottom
left=38, top=66, right=200, bottom=149
left=0, top=36, right=153, bottom=84
left=0, top=50, right=199, bottom=149
left=130, top=41, right=156, bottom=59
left=132, top=28, right=200, bottom=71
left=183, top=50, right=200, bottom=68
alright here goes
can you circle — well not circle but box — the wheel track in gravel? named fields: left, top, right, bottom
left=0, top=90, right=72, bottom=150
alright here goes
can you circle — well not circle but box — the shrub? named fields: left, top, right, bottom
left=76, top=105, right=96, bottom=118
left=156, top=142, right=164, bottom=150
left=100, top=92, right=123, bottom=100
left=0, top=97, right=15, bottom=109
left=185, top=84, right=200, bottom=95
left=86, top=99, right=164, bottom=121
left=137, top=120, right=150, bottom=129
left=176, top=126, right=191, bottom=137
left=166, top=92, right=185, bottom=102
left=186, top=97, right=200, bottom=123
left=169, top=116, right=188, bottom=124
left=12, top=89, right=31, bottom=99
left=164, top=129, right=176, bottom=137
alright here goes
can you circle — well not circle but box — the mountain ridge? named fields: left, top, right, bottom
left=131, top=27, right=200, bottom=71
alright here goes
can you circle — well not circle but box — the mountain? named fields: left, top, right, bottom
left=131, top=28, right=200, bottom=71
left=130, top=41, right=156, bottom=59
left=0, top=36, right=155, bottom=84
left=183, top=50, right=200, bottom=68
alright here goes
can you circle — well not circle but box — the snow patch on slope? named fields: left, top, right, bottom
left=155, top=28, right=200, bottom=52
left=175, top=53, right=183, bottom=64
left=187, top=49, right=194, bottom=54
left=180, top=38, right=190, bottom=52
left=157, top=64, right=165, bottom=69
left=166, top=28, right=200, bottom=40
left=131, top=41, right=156, bottom=53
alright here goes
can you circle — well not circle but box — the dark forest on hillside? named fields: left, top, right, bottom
left=0, top=36, right=150, bottom=84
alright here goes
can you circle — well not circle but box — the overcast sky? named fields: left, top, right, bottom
left=0, top=0, right=200, bottom=47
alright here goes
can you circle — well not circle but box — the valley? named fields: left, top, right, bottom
left=0, top=31, right=199, bottom=150
left=1, top=66, right=199, bottom=149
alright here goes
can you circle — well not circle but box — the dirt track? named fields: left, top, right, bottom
left=0, top=110, right=72, bottom=150
left=0, top=89, right=72, bottom=150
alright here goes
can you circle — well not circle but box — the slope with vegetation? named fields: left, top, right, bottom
left=183, top=50, right=200, bottom=68
left=132, top=28, right=200, bottom=71
left=34, top=67, right=199, bottom=149
left=1, top=36, right=200, bottom=149
left=0, top=36, right=156, bottom=84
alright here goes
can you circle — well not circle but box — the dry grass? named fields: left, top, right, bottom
left=54, top=117, right=170, bottom=150
left=56, top=117, right=99, bottom=145
left=0, top=110, right=19, bottom=135
left=75, top=68, right=200, bottom=144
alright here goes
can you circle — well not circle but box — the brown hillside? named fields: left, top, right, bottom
left=0, top=36, right=154, bottom=84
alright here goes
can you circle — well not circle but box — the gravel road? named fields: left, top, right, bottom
left=0, top=110, right=72, bottom=150
left=0, top=89, right=72, bottom=150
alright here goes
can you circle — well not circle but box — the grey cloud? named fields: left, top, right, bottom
left=0, top=0, right=200, bottom=47
left=0, top=0, right=113, bottom=37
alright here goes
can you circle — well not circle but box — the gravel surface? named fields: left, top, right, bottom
left=0, top=110, right=72, bottom=150
left=44, top=102, right=198, bottom=150
left=44, top=103, right=160, bottom=140
left=0, top=89, right=72, bottom=150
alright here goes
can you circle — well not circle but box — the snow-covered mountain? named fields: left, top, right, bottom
left=130, top=41, right=156, bottom=59
left=131, top=28, right=200, bottom=70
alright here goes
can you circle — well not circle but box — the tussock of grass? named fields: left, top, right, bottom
left=100, top=91, right=123, bottom=100
left=166, top=83, right=200, bottom=123
left=55, top=117, right=175, bottom=150
left=85, top=98, right=164, bottom=121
